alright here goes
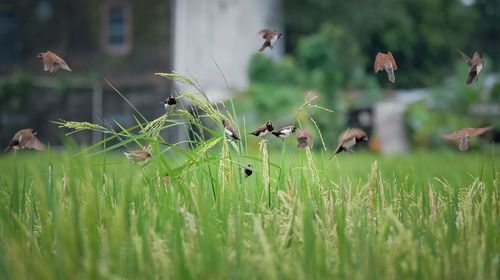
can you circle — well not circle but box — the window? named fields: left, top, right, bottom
left=101, top=2, right=132, bottom=55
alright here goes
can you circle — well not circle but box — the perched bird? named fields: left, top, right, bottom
left=258, top=29, right=282, bottom=52
left=335, top=128, right=368, bottom=155
left=250, top=121, right=274, bottom=137
left=4, top=128, right=45, bottom=152
left=442, top=126, right=493, bottom=151
left=272, top=125, right=296, bottom=139
left=222, top=119, right=240, bottom=141
left=458, top=50, right=484, bottom=85
left=243, top=164, right=253, bottom=178
left=124, top=150, right=151, bottom=162
left=374, top=52, right=398, bottom=83
left=296, top=128, right=312, bottom=149
left=162, top=95, right=177, bottom=112
left=37, top=51, right=72, bottom=73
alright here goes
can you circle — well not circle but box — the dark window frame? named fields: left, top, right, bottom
left=101, top=2, right=132, bottom=56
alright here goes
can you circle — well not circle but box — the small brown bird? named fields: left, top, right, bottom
left=37, top=51, right=72, bottom=73
left=162, top=95, right=177, bottom=112
left=4, top=128, right=45, bottom=152
left=222, top=119, right=240, bottom=141
left=458, top=50, right=484, bottom=85
left=374, top=52, right=398, bottom=83
left=258, top=29, right=282, bottom=52
left=442, top=126, right=493, bottom=151
left=250, top=121, right=274, bottom=137
left=335, top=128, right=368, bottom=155
left=272, top=125, right=296, bottom=139
left=296, top=128, right=312, bottom=149
left=124, top=150, right=151, bottom=162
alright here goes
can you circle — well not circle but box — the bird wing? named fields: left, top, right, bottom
left=457, top=50, right=472, bottom=66
left=257, top=29, right=273, bottom=40
left=225, top=123, right=240, bottom=139
left=25, top=136, right=45, bottom=151
left=251, top=122, right=268, bottom=135
left=387, top=52, right=398, bottom=70
left=374, top=53, right=385, bottom=73
left=466, top=126, right=493, bottom=137
left=338, top=128, right=366, bottom=144
left=42, top=53, right=56, bottom=72
left=52, top=53, right=72, bottom=71
left=471, top=51, right=483, bottom=66
left=296, top=129, right=312, bottom=148
left=442, top=130, right=463, bottom=141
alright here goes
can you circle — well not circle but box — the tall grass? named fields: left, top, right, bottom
left=0, top=73, right=498, bottom=279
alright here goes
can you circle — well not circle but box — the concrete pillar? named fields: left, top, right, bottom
left=172, top=0, right=283, bottom=101
left=374, top=101, right=409, bottom=154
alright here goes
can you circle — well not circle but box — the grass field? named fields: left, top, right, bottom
left=0, top=74, right=498, bottom=279
left=0, top=149, right=498, bottom=279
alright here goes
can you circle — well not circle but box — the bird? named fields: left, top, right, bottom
left=222, top=119, right=240, bottom=141
left=243, top=164, right=253, bottom=178
left=458, top=50, right=484, bottom=85
left=258, top=29, right=282, bottom=52
left=37, top=51, right=72, bottom=73
left=4, top=128, right=45, bottom=152
left=123, top=150, right=151, bottom=162
left=296, top=128, right=312, bottom=149
left=250, top=121, right=274, bottom=137
left=442, top=126, right=493, bottom=151
left=272, top=125, right=296, bottom=139
left=334, top=128, right=368, bottom=155
left=162, top=95, right=177, bottom=112
left=374, top=52, right=398, bottom=83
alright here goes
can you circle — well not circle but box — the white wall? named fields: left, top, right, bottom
left=173, top=0, right=283, bottom=102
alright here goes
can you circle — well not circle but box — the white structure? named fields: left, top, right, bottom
left=374, top=89, right=429, bottom=154
left=172, top=0, right=283, bottom=102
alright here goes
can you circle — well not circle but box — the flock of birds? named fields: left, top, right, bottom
left=3, top=29, right=496, bottom=165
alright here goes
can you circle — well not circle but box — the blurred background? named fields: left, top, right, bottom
left=1, top=0, right=499, bottom=153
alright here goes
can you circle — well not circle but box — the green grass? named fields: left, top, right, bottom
left=0, top=150, right=498, bottom=279
left=0, top=73, right=498, bottom=279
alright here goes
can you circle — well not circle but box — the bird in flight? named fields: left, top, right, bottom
left=296, top=128, right=312, bottom=149
left=124, top=150, right=151, bottom=162
left=258, top=29, right=282, bottom=52
left=37, top=51, right=72, bottom=73
left=458, top=50, right=484, bottom=85
left=250, top=121, right=274, bottom=137
left=442, top=126, right=493, bottom=151
left=334, top=128, right=368, bottom=155
left=272, top=125, right=296, bottom=139
left=4, top=128, right=45, bottom=152
left=374, top=52, right=398, bottom=83
left=222, top=119, right=240, bottom=141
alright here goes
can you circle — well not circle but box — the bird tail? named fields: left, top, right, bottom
left=386, top=67, right=395, bottom=83
left=4, top=140, right=17, bottom=153
left=259, top=42, right=270, bottom=52
left=335, top=145, right=344, bottom=155
left=466, top=72, right=476, bottom=85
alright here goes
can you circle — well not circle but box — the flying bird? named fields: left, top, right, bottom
left=4, top=128, right=45, bottom=152
left=124, top=150, right=151, bottom=162
left=334, top=128, right=368, bottom=155
left=374, top=52, right=398, bottom=83
left=222, top=119, right=240, bottom=141
left=296, top=128, right=312, bottom=149
left=37, top=51, right=72, bottom=73
left=442, top=126, right=493, bottom=151
left=258, top=29, right=282, bottom=52
left=250, top=121, right=274, bottom=137
left=272, top=125, right=296, bottom=139
left=162, top=95, right=177, bottom=112
left=458, top=50, right=484, bottom=85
